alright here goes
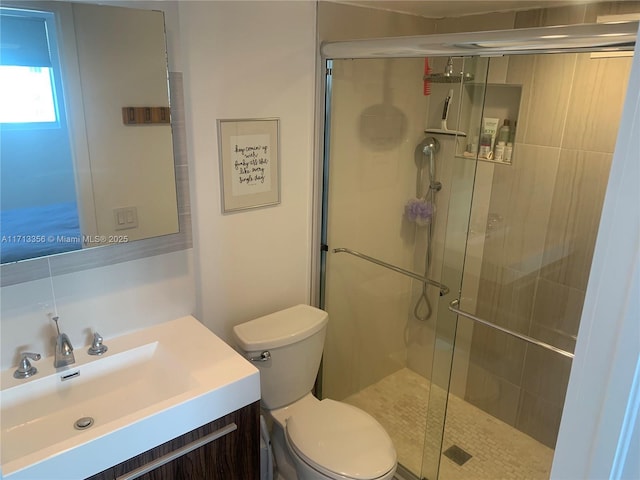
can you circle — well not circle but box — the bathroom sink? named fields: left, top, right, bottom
left=0, top=316, right=260, bottom=479
left=1, top=342, right=194, bottom=467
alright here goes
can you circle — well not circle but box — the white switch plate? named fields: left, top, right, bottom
left=113, top=207, right=138, bottom=230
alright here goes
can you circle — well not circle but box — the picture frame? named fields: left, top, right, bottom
left=217, top=118, right=280, bottom=213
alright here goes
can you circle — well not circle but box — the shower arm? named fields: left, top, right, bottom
left=332, top=247, right=449, bottom=296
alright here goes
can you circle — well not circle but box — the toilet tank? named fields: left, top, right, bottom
left=233, top=305, right=328, bottom=410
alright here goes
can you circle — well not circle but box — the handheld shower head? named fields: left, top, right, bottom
left=414, top=137, right=442, bottom=196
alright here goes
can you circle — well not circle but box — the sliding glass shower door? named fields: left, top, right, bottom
left=319, top=56, right=485, bottom=479
left=319, top=43, right=633, bottom=479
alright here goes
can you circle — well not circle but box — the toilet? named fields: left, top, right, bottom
left=233, top=304, right=397, bottom=480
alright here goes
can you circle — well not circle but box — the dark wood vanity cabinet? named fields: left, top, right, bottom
left=86, top=401, right=260, bottom=480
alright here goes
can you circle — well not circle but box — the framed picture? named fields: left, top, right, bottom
left=217, top=118, right=280, bottom=213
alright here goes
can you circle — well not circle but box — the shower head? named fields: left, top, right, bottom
left=424, top=57, right=474, bottom=83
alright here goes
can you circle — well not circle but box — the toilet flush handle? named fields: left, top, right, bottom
left=249, top=351, right=271, bottom=362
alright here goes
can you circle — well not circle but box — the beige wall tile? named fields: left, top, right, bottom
left=471, top=266, right=535, bottom=384
left=516, top=390, right=564, bottom=448
left=521, top=341, right=573, bottom=405
left=505, top=55, right=534, bottom=143
left=562, top=54, right=632, bottom=153
left=514, top=9, right=543, bottom=28
left=487, top=56, right=510, bottom=84
left=523, top=53, right=576, bottom=147
left=474, top=242, right=504, bottom=296
left=490, top=144, right=560, bottom=273
left=540, top=149, right=613, bottom=290
left=537, top=4, right=588, bottom=26
left=515, top=4, right=587, bottom=27
left=435, top=11, right=515, bottom=33
left=465, top=362, right=521, bottom=426
left=468, top=322, right=528, bottom=386
left=531, top=277, right=585, bottom=344
left=584, top=1, right=640, bottom=22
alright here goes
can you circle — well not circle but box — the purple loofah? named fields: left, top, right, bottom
left=405, top=198, right=434, bottom=226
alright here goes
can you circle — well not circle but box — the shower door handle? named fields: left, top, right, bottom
left=448, top=299, right=574, bottom=359
left=333, top=247, right=449, bottom=295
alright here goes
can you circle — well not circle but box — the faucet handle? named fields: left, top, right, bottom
left=88, top=332, right=108, bottom=356
left=14, top=352, right=41, bottom=379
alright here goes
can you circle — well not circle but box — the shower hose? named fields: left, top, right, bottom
left=413, top=139, right=440, bottom=322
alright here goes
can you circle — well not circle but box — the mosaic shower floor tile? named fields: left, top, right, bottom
left=345, top=368, right=554, bottom=480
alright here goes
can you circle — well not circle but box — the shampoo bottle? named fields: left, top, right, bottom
left=498, top=119, right=511, bottom=144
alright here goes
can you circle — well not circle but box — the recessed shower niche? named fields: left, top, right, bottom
left=424, top=56, right=523, bottom=165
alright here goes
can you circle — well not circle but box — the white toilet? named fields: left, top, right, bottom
left=233, top=304, right=397, bottom=480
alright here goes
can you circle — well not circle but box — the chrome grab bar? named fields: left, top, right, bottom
left=332, top=247, right=449, bottom=295
left=448, top=299, right=575, bottom=359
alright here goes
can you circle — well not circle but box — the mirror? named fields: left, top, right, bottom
left=0, top=1, right=179, bottom=264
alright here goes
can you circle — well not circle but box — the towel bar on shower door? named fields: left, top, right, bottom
left=448, top=299, right=575, bottom=359
left=332, top=247, right=449, bottom=296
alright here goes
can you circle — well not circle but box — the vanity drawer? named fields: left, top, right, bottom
left=86, top=401, right=260, bottom=480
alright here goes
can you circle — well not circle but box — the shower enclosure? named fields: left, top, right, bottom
left=317, top=21, right=637, bottom=480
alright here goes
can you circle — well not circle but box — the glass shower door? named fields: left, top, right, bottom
left=320, top=29, right=634, bottom=479
left=320, top=55, right=487, bottom=479
left=434, top=49, right=631, bottom=480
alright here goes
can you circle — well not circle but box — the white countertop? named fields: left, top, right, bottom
left=0, top=316, right=260, bottom=479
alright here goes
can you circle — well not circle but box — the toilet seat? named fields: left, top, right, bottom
left=285, top=399, right=396, bottom=480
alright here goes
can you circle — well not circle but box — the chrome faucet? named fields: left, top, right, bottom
left=14, top=352, right=41, bottom=379
left=88, top=331, right=108, bottom=356
left=52, top=316, right=75, bottom=368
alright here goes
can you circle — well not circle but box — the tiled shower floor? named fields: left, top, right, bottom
left=344, top=368, right=554, bottom=480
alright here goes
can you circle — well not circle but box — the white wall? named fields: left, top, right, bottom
left=178, top=1, right=317, bottom=342
left=0, top=249, right=195, bottom=369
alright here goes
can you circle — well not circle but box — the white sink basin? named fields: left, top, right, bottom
left=0, top=316, right=260, bottom=479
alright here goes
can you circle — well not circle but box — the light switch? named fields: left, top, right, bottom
left=113, top=207, right=138, bottom=230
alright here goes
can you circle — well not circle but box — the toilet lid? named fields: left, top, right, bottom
left=286, top=399, right=396, bottom=480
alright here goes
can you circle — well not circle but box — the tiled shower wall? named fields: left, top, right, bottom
left=464, top=2, right=637, bottom=448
